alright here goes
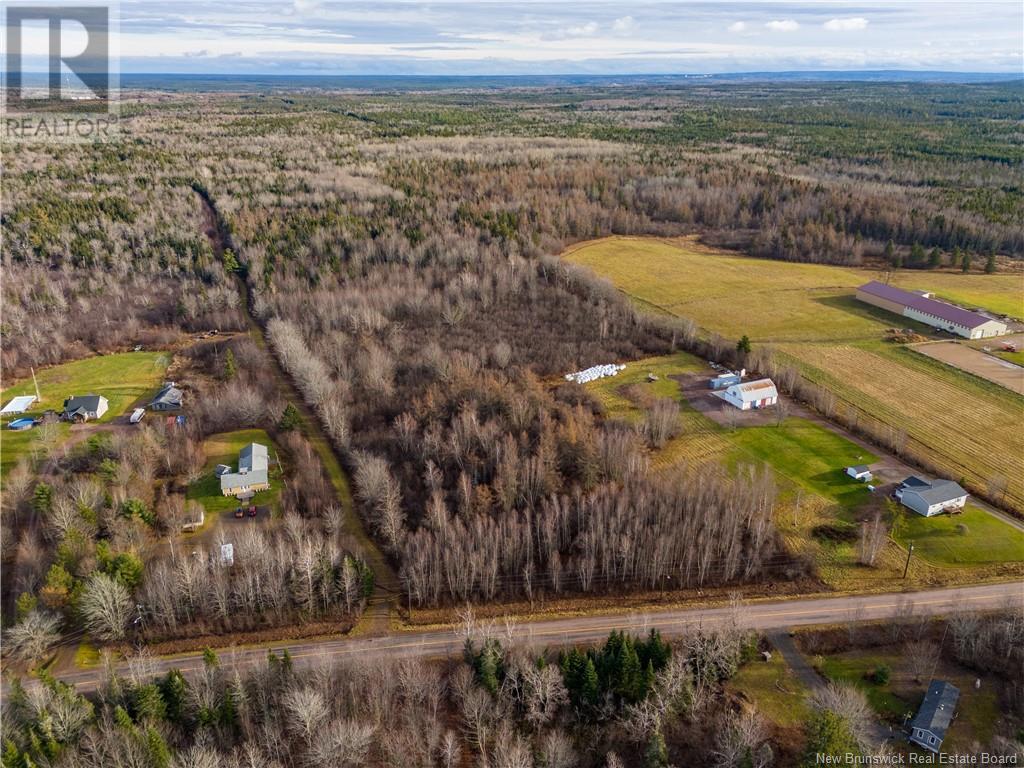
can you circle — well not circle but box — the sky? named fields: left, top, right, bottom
left=7, top=0, right=1024, bottom=75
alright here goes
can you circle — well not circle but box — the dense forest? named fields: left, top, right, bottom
left=2, top=81, right=1022, bottom=618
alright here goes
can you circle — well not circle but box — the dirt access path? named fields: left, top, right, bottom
left=195, top=189, right=399, bottom=632
left=912, top=340, right=1024, bottom=395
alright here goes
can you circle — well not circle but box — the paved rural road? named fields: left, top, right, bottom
left=42, top=581, right=1023, bottom=695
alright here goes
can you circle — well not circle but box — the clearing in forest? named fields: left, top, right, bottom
left=187, top=428, right=285, bottom=523
left=565, top=236, right=1024, bottom=513
left=1, top=352, right=170, bottom=476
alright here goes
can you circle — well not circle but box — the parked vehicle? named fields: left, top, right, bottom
left=247, top=505, right=258, bottom=517
left=129, top=408, right=145, bottom=424
left=234, top=507, right=244, bottom=519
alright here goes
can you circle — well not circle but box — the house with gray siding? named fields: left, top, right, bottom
left=895, top=476, right=968, bottom=517
left=220, top=443, right=271, bottom=497
left=910, top=681, right=959, bottom=753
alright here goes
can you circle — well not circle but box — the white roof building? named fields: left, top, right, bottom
left=720, top=378, right=779, bottom=411
left=1, top=395, right=37, bottom=415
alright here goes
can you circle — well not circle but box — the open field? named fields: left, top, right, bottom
left=1, top=352, right=170, bottom=476
left=565, top=236, right=1024, bottom=513
left=893, top=505, right=1024, bottom=566
left=912, top=341, right=1024, bottom=395
left=186, top=428, right=284, bottom=521
left=889, top=271, right=1024, bottom=320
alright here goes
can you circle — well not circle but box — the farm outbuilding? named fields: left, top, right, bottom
left=1, top=395, right=37, bottom=415
left=895, top=476, right=968, bottom=517
left=709, top=372, right=741, bottom=390
left=720, top=379, right=778, bottom=410
left=845, top=465, right=872, bottom=481
left=856, top=282, right=1007, bottom=339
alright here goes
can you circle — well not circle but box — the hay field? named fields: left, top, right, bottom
left=565, top=236, right=1024, bottom=512
left=890, top=271, right=1024, bottom=319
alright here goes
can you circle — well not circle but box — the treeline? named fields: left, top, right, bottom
left=401, top=471, right=782, bottom=606
left=0, top=624, right=771, bottom=768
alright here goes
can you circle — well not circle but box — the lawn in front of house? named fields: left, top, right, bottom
left=891, top=504, right=1024, bottom=566
left=186, top=428, right=284, bottom=518
left=1, top=351, right=170, bottom=476
left=729, top=651, right=813, bottom=728
left=729, top=418, right=877, bottom=513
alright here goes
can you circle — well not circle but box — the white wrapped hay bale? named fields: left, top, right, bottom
left=564, top=363, right=626, bottom=384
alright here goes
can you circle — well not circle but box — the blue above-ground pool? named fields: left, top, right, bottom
left=8, top=418, right=35, bottom=430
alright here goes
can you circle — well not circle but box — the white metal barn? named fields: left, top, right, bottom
left=721, top=379, right=778, bottom=410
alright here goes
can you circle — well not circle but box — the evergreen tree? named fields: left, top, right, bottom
left=961, top=251, right=972, bottom=273
left=985, top=251, right=997, bottom=274
left=130, top=683, right=167, bottom=724
left=278, top=402, right=302, bottom=431
left=884, top=239, right=895, bottom=266
left=637, top=628, right=671, bottom=672
left=909, top=242, right=925, bottom=268
left=202, top=647, right=219, bottom=669
left=643, top=728, right=669, bottom=768
left=950, top=246, right=962, bottom=268
left=159, top=669, right=188, bottom=725
left=736, top=335, right=751, bottom=355
left=32, top=483, right=53, bottom=517
left=928, top=247, right=942, bottom=269
left=802, top=710, right=859, bottom=766
left=224, top=349, right=237, bottom=380
left=145, top=727, right=172, bottom=768
left=581, top=657, right=600, bottom=709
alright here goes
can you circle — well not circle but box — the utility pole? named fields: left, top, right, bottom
left=31, top=367, right=41, bottom=403
left=902, top=542, right=914, bottom=579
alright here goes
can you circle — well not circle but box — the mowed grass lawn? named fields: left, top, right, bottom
left=187, top=429, right=284, bottom=518
left=564, top=236, right=1024, bottom=512
left=730, top=419, right=876, bottom=511
left=728, top=652, right=812, bottom=728
left=893, top=505, right=1024, bottom=566
left=1, top=352, right=170, bottom=476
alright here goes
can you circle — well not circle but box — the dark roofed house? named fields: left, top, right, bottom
left=150, top=383, right=184, bottom=411
left=61, top=395, right=109, bottom=422
left=910, top=681, right=959, bottom=753
left=855, top=282, right=1006, bottom=339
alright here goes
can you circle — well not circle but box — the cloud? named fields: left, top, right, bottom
left=183, top=49, right=210, bottom=57
left=565, top=21, right=599, bottom=37
left=765, top=20, right=799, bottom=32
left=612, top=16, right=635, bottom=33
left=824, top=17, right=869, bottom=32
left=727, top=21, right=747, bottom=33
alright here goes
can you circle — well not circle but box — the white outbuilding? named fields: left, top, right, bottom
left=720, top=378, right=778, bottom=410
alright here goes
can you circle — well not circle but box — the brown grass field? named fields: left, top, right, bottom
left=564, top=236, right=1024, bottom=513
